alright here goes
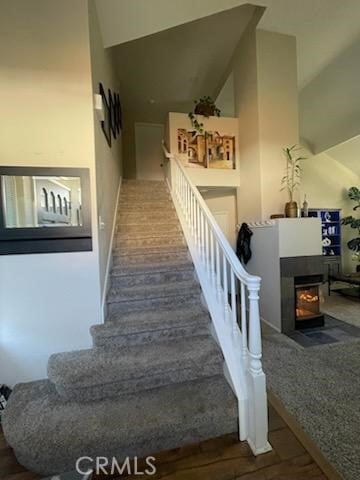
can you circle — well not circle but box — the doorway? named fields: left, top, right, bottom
left=135, top=123, right=165, bottom=181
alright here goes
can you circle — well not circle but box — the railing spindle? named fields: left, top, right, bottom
left=231, top=271, right=237, bottom=333
left=223, top=254, right=228, bottom=310
left=205, top=222, right=209, bottom=272
left=216, top=242, right=220, bottom=288
left=201, top=211, right=205, bottom=261
left=241, top=282, right=248, bottom=358
left=210, top=229, right=215, bottom=278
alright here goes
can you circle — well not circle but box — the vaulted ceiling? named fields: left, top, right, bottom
left=95, top=0, right=360, bottom=88
left=110, top=4, right=257, bottom=123
left=95, top=0, right=360, bottom=150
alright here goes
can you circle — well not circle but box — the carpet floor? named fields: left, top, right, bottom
left=321, top=291, right=360, bottom=328
left=263, top=331, right=360, bottom=480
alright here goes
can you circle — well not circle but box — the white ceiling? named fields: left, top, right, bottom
left=95, top=0, right=360, bottom=88
left=327, top=136, right=360, bottom=177
left=111, top=4, right=256, bottom=123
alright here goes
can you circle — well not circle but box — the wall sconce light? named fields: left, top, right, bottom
left=94, top=93, right=104, bottom=122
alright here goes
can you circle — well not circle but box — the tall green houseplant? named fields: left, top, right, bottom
left=280, top=145, right=305, bottom=217
left=341, top=186, right=360, bottom=271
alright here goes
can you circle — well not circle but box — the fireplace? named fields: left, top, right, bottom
left=295, top=275, right=324, bottom=329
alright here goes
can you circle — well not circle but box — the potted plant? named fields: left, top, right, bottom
left=341, top=186, right=360, bottom=272
left=280, top=145, right=305, bottom=217
left=188, top=96, right=221, bottom=135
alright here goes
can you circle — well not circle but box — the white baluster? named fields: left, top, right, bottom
left=201, top=211, right=205, bottom=261
left=190, top=190, right=193, bottom=232
left=248, top=278, right=263, bottom=375
left=210, top=229, right=215, bottom=279
left=197, top=202, right=201, bottom=249
left=216, top=242, right=220, bottom=289
left=241, top=282, right=248, bottom=359
left=231, top=271, right=237, bottom=334
left=223, top=254, right=228, bottom=310
left=181, top=172, right=185, bottom=209
left=195, top=199, right=199, bottom=247
left=205, top=222, right=209, bottom=273
left=187, top=186, right=190, bottom=225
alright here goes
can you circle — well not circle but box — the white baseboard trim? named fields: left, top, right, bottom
left=101, top=177, right=122, bottom=322
left=260, top=316, right=281, bottom=333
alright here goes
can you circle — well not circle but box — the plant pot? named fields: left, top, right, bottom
left=285, top=201, right=298, bottom=218
left=194, top=103, right=215, bottom=117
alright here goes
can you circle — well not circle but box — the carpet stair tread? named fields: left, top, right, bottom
left=113, top=245, right=188, bottom=258
left=47, top=336, right=223, bottom=400
left=107, top=293, right=202, bottom=316
left=2, top=376, right=237, bottom=475
left=91, top=307, right=210, bottom=347
left=107, top=279, right=200, bottom=303
left=109, top=267, right=194, bottom=288
left=111, top=258, right=192, bottom=276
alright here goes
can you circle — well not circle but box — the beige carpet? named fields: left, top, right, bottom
left=321, top=291, right=360, bottom=328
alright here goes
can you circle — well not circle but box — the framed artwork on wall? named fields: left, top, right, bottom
left=177, top=128, right=236, bottom=169
left=99, top=83, right=111, bottom=147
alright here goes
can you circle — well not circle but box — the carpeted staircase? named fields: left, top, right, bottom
left=3, top=180, right=238, bottom=475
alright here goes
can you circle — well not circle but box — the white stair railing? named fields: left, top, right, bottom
left=163, top=144, right=271, bottom=455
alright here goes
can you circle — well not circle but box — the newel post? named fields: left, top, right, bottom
left=246, top=277, right=271, bottom=455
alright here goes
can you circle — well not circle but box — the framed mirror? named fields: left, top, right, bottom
left=0, top=167, right=92, bottom=254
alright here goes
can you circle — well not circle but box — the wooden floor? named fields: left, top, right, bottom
left=0, top=405, right=329, bottom=480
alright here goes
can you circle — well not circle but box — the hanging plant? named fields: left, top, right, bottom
left=188, top=96, right=221, bottom=135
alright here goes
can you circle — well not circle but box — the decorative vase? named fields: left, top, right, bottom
left=285, top=201, right=298, bottom=218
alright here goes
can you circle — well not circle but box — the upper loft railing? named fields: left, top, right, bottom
left=162, top=142, right=271, bottom=455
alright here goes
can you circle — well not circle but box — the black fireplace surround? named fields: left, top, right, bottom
left=280, top=256, right=325, bottom=334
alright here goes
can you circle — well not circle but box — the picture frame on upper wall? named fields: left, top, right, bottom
left=108, top=89, right=117, bottom=140
left=99, top=83, right=111, bottom=147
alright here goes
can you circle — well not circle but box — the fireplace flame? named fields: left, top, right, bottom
left=298, top=292, right=319, bottom=303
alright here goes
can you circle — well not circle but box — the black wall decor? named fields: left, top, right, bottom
left=99, top=83, right=122, bottom=148
left=0, top=166, right=92, bottom=255
left=99, top=82, right=111, bottom=147
left=115, top=93, right=122, bottom=133
left=108, top=89, right=117, bottom=140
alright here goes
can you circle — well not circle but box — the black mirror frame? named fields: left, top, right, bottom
left=0, top=166, right=92, bottom=255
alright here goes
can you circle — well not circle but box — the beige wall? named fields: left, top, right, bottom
left=0, top=0, right=101, bottom=385
left=89, top=0, right=123, bottom=298
left=300, top=152, right=360, bottom=273
left=201, top=189, right=238, bottom=247
left=257, top=30, right=299, bottom=219
left=122, top=115, right=137, bottom=179
left=233, top=28, right=299, bottom=223
left=233, top=25, right=262, bottom=222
